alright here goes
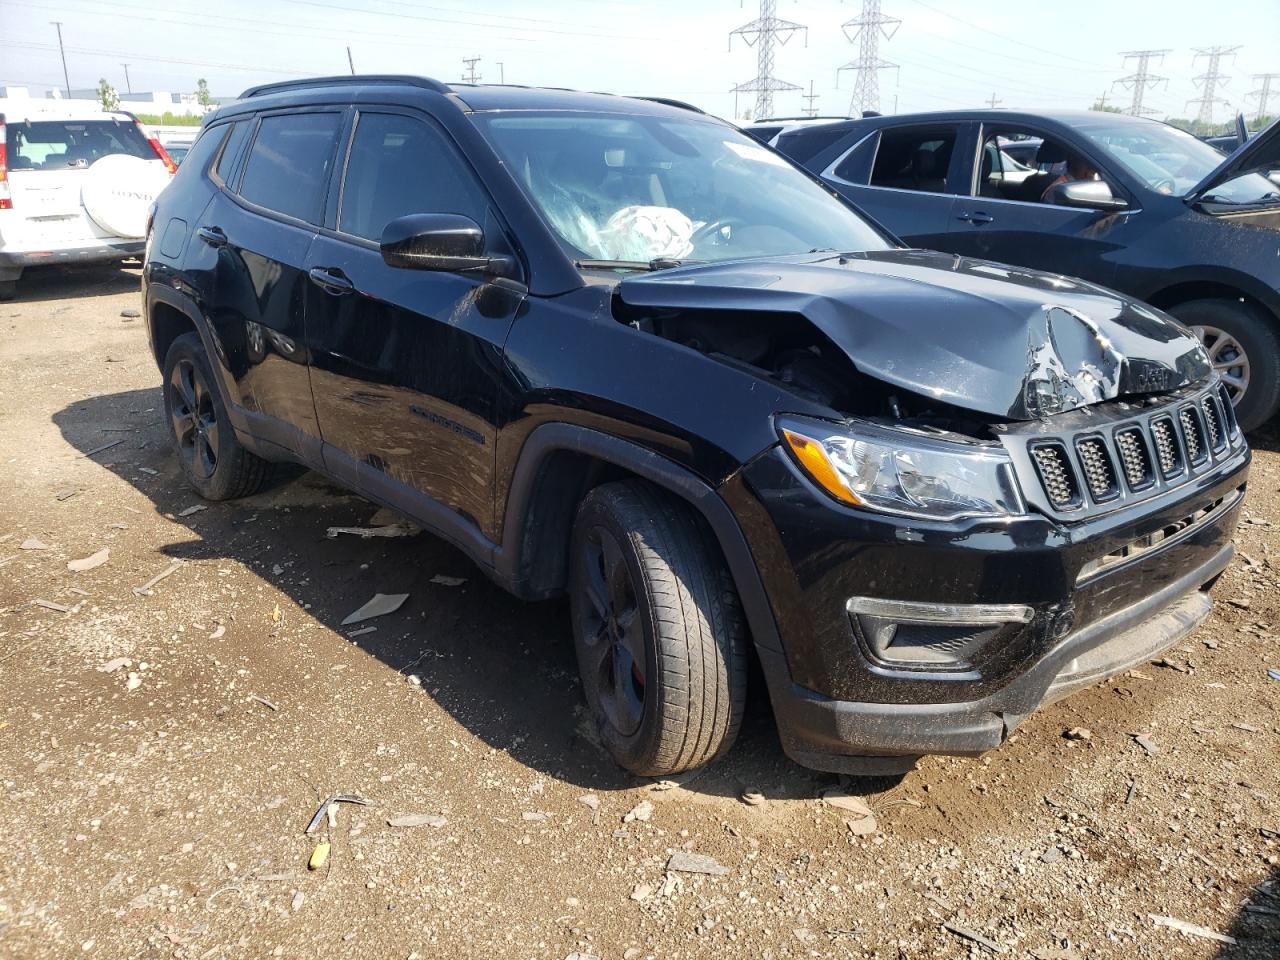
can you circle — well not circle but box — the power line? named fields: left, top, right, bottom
left=1113, top=49, right=1170, bottom=116
left=729, top=0, right=807, bottom=121
left=462, top=56, right=482, bottom=84
left=1187, top=45, right=1242, bottom=125
left=903, top=0, right=1110, bottom=70
left=1247, top=72, right=1279, bottom=121
left=838, top=0, right=900, bottom=116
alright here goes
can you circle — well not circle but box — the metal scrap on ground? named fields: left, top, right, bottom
left=341, top=593, right=409, bottom=625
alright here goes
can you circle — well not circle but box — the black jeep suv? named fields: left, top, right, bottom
left=143, top=76, right=1249, bottom=777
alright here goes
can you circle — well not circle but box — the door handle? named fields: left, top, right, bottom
left=956, top=211, right=995, bottom=225
left=308, top=266, right=355, bottom=295
left=197, top=225, right=227, bottom=247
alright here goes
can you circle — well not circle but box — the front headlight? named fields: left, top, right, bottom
left=778, top=416, right=1025, bottom=521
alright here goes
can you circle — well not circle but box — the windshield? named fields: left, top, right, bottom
left=5, top=118, right=154, bottom=171
left=472, top=111, right=891, bottom=266
left=1077, top=118, right=1277, bottom=203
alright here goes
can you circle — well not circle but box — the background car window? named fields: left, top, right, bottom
left=339, top=113, right=488, bottom=242
left=238, top=112, right=342, bottom=224
left=5, top=119, right=152, bottom=171
left=169, top=125, right=226, bottom=179
left=977, top=129, right=1058, bottom=202
left=831, top=131, right=879, bottom=184
left=869, top=126, right=958, bottom=193
left=214, top=119, right=252, bottom=185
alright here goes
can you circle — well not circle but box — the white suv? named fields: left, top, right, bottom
left=0, top=102, right=176, bottom=299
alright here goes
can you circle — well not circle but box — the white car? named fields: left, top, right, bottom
left=0, top=102, right=176, bottom=299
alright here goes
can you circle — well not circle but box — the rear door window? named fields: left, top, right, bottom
left=868, top=125, right=961, bottom=193
left=6, top=118, right=152, bottom=171
left=237, top=112, right=343, bottom=224
left=213, top=119, right=252, bottom=186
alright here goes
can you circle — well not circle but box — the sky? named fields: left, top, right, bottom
left=1, top=0, right=1278, bottom=124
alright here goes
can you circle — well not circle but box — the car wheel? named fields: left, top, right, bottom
left=569, top=480, right=748, bottom=777
left=1171, top=299, right=1280, bottom=433
left=0, top=280, right=16, bottom=301
left=162, top=332, right=274, bottom=500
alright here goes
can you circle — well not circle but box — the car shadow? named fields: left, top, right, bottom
left=1215, top=864, right=1279, bottom=958
left=7, top=261, right=142, bottom=304
left=52, top=385, right=848, bottom=804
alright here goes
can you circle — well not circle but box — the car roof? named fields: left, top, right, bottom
left=0, top=102, right=136, bottom=125
left=212, top=75, right=718, bottom=125
left=782, top=108, right=1173, bottom=139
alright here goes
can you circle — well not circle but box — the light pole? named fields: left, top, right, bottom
left=50, top=21, right=71, bottom=98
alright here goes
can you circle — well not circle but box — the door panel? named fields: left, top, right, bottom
left=305, top=110, right=523, bottom=540
left=186, top=110, right=344, bottom=463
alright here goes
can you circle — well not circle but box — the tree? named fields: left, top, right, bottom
left=196, top=78, right=212, bottom=109
left=97, top=78, right=120, bottom=111
left=1090, top=99, right=1122, bottom=114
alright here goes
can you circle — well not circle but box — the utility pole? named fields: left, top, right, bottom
left=801, top=80, right=819, bottom=117
left=497, top=62, right=505, bottom=84
left=729, top=0, right=806, bottom=121
left=50, top=21, right=71, bottom=98
left=1187, top=45, right=1241, bottom=126
left=347, top=46, right=355, bottom=75
left=462, top=56, right=482, bottom=85
left=1095, top=89, right=1111, bottom=109
left=1248, top=72, right=1279, bottom=121
left=1113, top=49, right=1170, bottom=116
left=120, top=63, right=132, bottom=94
left=837, top=0, right=900, bottom=117
left=986, top=92, right=1001, bottom=108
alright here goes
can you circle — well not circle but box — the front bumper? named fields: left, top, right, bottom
left=732, top=439, right=1249, bottom=775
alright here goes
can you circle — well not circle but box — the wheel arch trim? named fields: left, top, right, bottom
left=496, top=422, right=785, bottom=653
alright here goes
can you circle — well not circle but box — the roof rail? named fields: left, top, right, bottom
left=240, top=75, right=451, bottom=100
left=629, top=96, right=705, bottom=115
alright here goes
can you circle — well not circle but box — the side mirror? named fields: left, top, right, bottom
left=1048, top=179, right=1128, bottom=212
left=380, top=213, right=505, bottom=273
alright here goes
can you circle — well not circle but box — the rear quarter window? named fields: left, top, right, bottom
left=6, top=118, right=153, bottom=171
left=237, top=112, right=343, bottom=224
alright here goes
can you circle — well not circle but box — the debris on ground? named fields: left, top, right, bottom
left=942, top=921, right=1009, bottom=954
left=622, top=800, right=654, bottom=823
left=325, top=523, right=416, bottom=540
left=133, top=560, right=183, bottom=596
left=304, top=795, right=371, bottom=834
left=1148, top=914, right=1237, bottom=945
left=177, top=504, right=207, bottom=518
left=1133, top=733, right=1160, bottom=756
left=386, top=813, right=447, bottom=828
left=429, top=574, right=467, bottom=587
left=66, top=548, right=109, bottom=573
left=97, top=657, right=131, bottom=673
left=33, top=599, right=71, bottom=613
left=250, top=694, right=278, bottom=711
left=740, top=788, right=767, bottom=807
left=125, top=672, right=142, bottom=692
left=341, top=593, right=409, bottom=626
left=80, top=438, right=124, bottom=459
left=307, top=843, right=331, bottom=870
left=666, top=852, right=729, bottom=876
left=1063, top=727, right=1092, bottom=741
left=20, top=538, right=49, bottom=550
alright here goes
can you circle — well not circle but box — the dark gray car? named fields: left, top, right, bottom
left=776, top=110, right=1280, bottom=431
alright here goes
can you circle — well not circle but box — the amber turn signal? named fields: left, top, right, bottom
left=781, top=428, right=863, bottom=506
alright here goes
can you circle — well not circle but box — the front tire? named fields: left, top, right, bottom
left=1171, top=298, right=1280, bottom=433
left=569, top=480, right=748, bottom=777
left=162, top=332, right=273, bottom=500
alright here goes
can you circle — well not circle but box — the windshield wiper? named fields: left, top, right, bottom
left=574, top=258, right=703, bottom=272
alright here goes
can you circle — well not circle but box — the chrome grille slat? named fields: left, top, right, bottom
left=1150, top=417, right=1182, bottom=478
left=1075, top=437, right=1119, bottom=501
left=1114, top=428, right=1153, bottom=490
left=1030, top=443, right=1080, bottom=509
left=1201, top=396, right=1226, bottom=452
left=1179, top=407, right=1206, bottom=465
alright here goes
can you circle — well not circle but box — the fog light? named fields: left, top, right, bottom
left=847, top=597, right=1033, bottom=670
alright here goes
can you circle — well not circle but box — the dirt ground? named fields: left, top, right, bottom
left=1, top=262, right=1278, bottom=960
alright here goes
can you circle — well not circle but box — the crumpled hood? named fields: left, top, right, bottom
left=618, top=249, right=1211, bottom=420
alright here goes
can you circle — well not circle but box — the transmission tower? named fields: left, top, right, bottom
left=1113, top=49, right=1169, bottom=116
left=1248, top=72, right=1279, bottom=121
left=1187, top=45, right=1241, bottom=126
left=802, top=80, right=820, bottom=117
left=461, top=56, right=482, bottom=84
left=837, top=0, right=899, bottom=116
left=730, top=0, right=807, bottom=121
left=986, top=92, right=1001, bottom=108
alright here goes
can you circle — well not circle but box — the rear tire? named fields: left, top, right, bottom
left=162, top=332, right=273, bottom=501
left=1170, top=298, right=1280, bottom=433
left=569, top=480, right=748, bottom=777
